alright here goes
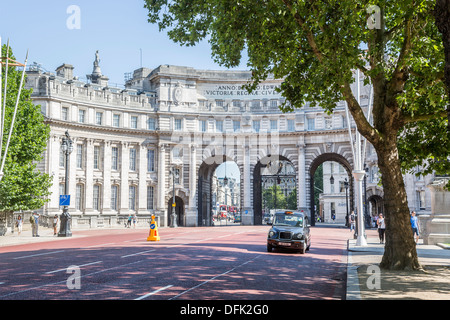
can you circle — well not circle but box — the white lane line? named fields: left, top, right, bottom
left=169, top=254, right=262, bottom=300
left=13, top=250, right=65, bottom=260
left=121, top=249, right=156, bottom=258
left=45, top=261, right=103, bottom=274
left=0, top=259, right=145, bottom=299
left=134, top=285, right=173, bottom=300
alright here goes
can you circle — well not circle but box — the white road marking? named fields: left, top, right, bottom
left=45, top=261, right=103, bottom=274
left=13, top=250, right=65, bottom=260
left=169, top=254, right=262, bottom=300
left=134, top=285, right=173, bottom=300
left=121, top=249, right=156, bottom=258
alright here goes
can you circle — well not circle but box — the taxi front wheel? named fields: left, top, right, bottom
left=267, top=244, right=273, bottom=252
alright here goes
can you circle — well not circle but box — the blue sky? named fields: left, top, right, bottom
left=0, top=0, right=248, bottom=86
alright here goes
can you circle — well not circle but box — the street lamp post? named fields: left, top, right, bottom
left=59, top=130, right=73, bottom=237
left=170, top=166, right=179, bottom=228
left=344, top=178, right=349, bottom=227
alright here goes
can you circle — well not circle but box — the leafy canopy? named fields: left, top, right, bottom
left=0, top=44, right=52, bottom=212
left=144, top=0, right=449, bottom=176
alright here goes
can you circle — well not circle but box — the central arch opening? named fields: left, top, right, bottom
left=254, top=155, right=297, bottom=225
left=309, top=153, right=354, bottom=226
left=198, top=155, right=241, bottom=226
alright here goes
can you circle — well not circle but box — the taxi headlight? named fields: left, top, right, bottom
left=293, top=233, right=304, bottom=240
left=268, top=230, right=276, bottom=238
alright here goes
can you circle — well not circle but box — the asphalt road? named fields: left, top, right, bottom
left=0, top=224, right=350, bottom=301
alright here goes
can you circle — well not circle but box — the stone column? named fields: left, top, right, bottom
left=120, top=141, right=130, bottom=215
left=69, top=137, right=77, bottom=213
left=157, top=144, right=167, bottom=225
left=138, top=143, right=147, bottom=214
left=49, top=135, right=61, bottom=214
left=84, top=138, right=94, bottom=214
left=186, top=144, right=197, bottom=226
left=420, top=178, right=450, bottom=245
left=242, top=144, right=253, bottom=225
left=297, top=141, right=308, bottom=213
left=102, top=140, right=113, bottom=215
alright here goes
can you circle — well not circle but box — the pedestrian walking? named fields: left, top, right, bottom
left=410, top=211, right=420, bottom=244
left=377, top=213, right=385, bottom=244
left=349, top=211, right=356, bottom=233
left=31, top=211, right=40, bottom=237
left=132, top=214, right=137, bottom=228
left=16, top=215, right=23, bottom=235
left=53, top=214, right=59, bottom=235
left=127, top=215, right=132, bottom=228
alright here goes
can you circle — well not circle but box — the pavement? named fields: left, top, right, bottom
left=1, top=223, right=450, bottom=300
left=347, top=234, right=450, bottom=300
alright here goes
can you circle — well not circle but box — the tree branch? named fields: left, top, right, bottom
left=281, top=0, right=324, bottom=63
left=402, top=110, right=448, bottom=123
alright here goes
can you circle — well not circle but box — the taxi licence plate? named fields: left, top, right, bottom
left=278, top=242, right=291, bottom=246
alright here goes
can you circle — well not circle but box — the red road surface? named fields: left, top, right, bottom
left=0, top=225, right=353, bottom=300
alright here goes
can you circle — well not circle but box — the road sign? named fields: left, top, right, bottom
left=59, top=195, right=70, bottom=206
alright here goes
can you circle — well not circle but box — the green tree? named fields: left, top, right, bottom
left=144, top=0, right=448, bottom=270
left=262, top=185, right=287, bottom=209
left=0, top=45, right=52, bottom=221
left=286, top=187, right=297, bottom=210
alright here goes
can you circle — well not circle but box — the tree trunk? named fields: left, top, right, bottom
left=376, top=136, right=421, bottom=270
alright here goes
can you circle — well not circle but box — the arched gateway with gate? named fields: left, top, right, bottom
left=28, top=58, right=385, bottom=228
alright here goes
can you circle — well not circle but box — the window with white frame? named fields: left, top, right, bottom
left=94, top=145, right=101, bottom=170
left=61, top=107, right=69, bottom=121
left=113, top=114, right=120, bottom=127
left=76, top=144, right=83, bottom=169
left=129, top=148, right=137, bottom=171
left=147, top=118, right=156, bottom=130
left=307, top=118, right=315, bottom=130
left=199, top=120, right=207, bottom=132
left=270, top=119, right=278, bottom=131
left=93, top=185, right=101, bottom=211
left=287, top=119, right=295, bottom=132
left=78, top=109, right=86, bottom=123
left=76, top=184, right=84, bottom=211
left=216, top=120, right=223, bottom=133
left=252, top=120, right=260, bottom=133
left=129, top=186, right=136, bottom=211
left=111, top=147, right=119, bottom=171
left=174, top=118, right=182, bottom=131
left=96, top=112, right=103, bottom=125
left=233, top=120, right=240, bottom=132
left=130, top=116, right=138, bottom=129
left=147, top=149, right=155, bottom=172
left=147, top=186, right=154, bottom=210
left=111, top=185, right=118, bottom=211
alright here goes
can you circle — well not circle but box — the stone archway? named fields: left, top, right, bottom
left=197, top=155, right=241, bottom=226
left=167, top=196, right=185, bottom=227
left=308, top=153, right=354, bottom=226
left=253, top=155, right=297, bottom=225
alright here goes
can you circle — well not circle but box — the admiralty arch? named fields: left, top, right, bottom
left=25, top=54, right=429, bottom=229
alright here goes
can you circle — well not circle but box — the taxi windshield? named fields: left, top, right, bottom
left=273, top=213, right=304, bottom=227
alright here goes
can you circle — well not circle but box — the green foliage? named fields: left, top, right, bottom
left=262, top=185, right=287, bottom=209
left=0, top=44, right=52, bottom=212
left=144, top=0, right=448, bottom=176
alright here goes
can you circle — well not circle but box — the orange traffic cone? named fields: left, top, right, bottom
left=147, top=215, right=160, bottom=241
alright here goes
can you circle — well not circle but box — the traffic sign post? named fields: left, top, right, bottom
left=59, top=195, right=70, bottom=207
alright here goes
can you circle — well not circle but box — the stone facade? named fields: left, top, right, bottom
left=24, top=53, right=435, bottom=228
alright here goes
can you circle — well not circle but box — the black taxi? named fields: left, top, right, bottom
left=267, top=211, right=311, bottom=254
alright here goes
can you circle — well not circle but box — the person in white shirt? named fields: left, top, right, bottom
left=377, top=213, right=386, bottom=244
